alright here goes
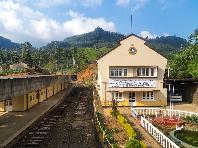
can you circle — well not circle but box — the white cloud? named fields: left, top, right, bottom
left=140, top=31, right=170, bottom=39
left=140, top=31, right=158, bottom=39
left=81, top=0, right=103, bottom=7
left=35, top=0, right=71, bottom=8
left=34, top=0, right=102, bottom=8
left=116, top=0, right=130, bottom=6
left=0, top=1, right=115, bottom=47
left=64, top=10, right=115, bottom=35
left=116, top=0, right=149, bottom=12
left=132, top=0, right=149, bottom=12
left=163, top=33, right=169, bottom=37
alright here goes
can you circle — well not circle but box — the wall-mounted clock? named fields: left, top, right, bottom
left=129, top=46, right=137, bottom=55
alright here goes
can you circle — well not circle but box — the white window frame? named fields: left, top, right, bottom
left=110, top=68, right=128, bottom=77
left=112, top=92, right=124, bottom=102
left=136, top=67, right=157, bottom=77
left=142, top=91, right=154, bottom=101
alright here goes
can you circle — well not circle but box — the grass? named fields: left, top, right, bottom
left=174, top=130, right=198, bottom=147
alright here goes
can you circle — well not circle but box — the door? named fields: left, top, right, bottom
left=129, top=92, right=136, bottom=106
left=5, top=100, right=12, bottom=111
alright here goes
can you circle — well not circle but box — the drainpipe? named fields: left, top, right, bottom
left=26, top=94, right=28, bottom=110
left=46, top=88, right=48, bottom=100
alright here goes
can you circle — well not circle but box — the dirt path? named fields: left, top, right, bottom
left=118, top=108, right=161, bottom=148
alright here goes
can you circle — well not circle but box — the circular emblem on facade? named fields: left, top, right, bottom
left=129, top=46, right=137, bottom=55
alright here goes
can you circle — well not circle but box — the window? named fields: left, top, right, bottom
left=146, top=68, right=149, bottom=76
left=124, top=69, right=127, bottom=76
left=142, top=92, right=154, bottom=100
left=137, top=68, right=141, bottom=76
left=129, top=92, right=135, bottom=102
left=112, top=92, right=123, bottom=101
left=110, top=68, right=128, bottom=77
left=150, top=68, right=154, bottom=76
left=136, top=67, right=157, bottom=77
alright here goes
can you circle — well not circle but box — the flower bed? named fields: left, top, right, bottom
left=111, top=109, right=146, bottom=148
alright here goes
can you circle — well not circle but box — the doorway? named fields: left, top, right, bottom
left=129, top=92, right=136, bottom=106
left=5, top=100, right=12, bottom=111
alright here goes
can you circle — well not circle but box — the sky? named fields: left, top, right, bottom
left=0, top=0, right=197, bottom=47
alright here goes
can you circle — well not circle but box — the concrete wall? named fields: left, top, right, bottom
left=193, top=86, right=198, bottom=104
left=12, top=95, right=26, bottom=111
left=0, top=101, right=5, bottom=112
left=39, top=88, right=47, bottom=102
left=28, top=92, right=39, bottom=109
left=47, top=86, right=54, bottom=98
left=53, top=84, right=58, bottom=95
left=0, top=75, right=68, bottom=101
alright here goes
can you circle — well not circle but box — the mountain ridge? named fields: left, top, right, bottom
left=0, top=27, right=188, bottom=57
left=0, top=36, right=19, bottom=49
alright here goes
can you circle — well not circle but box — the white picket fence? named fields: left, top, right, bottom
left=141, top=116, right=180, bottom=148
left=131, top=107, right=198, bottom=118
left=131, top=107, right=198, bottom=148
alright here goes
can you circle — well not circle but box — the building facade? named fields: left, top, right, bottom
left=97, top=35, right=167, bottom=107
left=0, top=75, right=69, bottom=112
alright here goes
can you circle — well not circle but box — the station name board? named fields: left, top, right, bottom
left=109, top=79, right=156, bottom=88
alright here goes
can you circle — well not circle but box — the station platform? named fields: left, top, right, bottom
left=0, top=87, right=72, bottom=147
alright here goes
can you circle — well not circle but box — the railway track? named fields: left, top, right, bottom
left=7, top=87, right=100, bottom=148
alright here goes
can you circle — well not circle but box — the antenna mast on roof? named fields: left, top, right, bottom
left=130, top=13, right=133, bottom=33
left=130, top=8, right=134, bottom=33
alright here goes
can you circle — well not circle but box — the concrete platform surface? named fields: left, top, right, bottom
left=0, top=88, right=72, bottom=147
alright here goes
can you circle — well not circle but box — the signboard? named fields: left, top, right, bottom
left=109, top=79, right=156, bottom=88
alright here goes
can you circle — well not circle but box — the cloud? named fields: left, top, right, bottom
left=0, top=1, right=115, bottom=47
left=64, top=10, right=115, bottom=35
left=116, top=0, right=149, bottom=12
left=35, top=0, right=71, bottom=8
left=163, top=33, right=169, bottom=37
left=132, top=0, right=150, bottom=12
left=140, top=30, right=170, bottom=39
left=34, top=0, right=102, bottom=8
left=140, top=31, right=158, bottom=39
left=116, top=0, right=130, bottom=6
left=81, top=0, right=103, bottom=7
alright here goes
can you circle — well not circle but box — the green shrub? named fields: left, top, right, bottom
left=110, top=109, right=119, bottom=117
left=117, top=114, right=137, bottom=139
left=185, top=115, right=198, bottom=124
left=125, top=139, right=145, bottom=148
left=111, top=128, right=119, bottom=134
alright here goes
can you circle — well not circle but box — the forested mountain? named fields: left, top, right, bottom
left=145, top=36, right=188, bottom=56
left=0, top=36, right=19, bottom=49
left=0, top=27, right=190, bottom=75
left=64, top=27, right=125, bottom=48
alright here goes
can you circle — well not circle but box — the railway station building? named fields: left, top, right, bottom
left=96, top=34, right=167, bottom=107
left=0, top=75, right=69, bottom=112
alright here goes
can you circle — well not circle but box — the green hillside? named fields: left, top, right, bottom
left=0, top=36, right=19, bottom=49
left=0, top=27, right=190, bottom=75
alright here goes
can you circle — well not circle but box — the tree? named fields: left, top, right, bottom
left=169, top=28, right=198, bottom=78
left=20, top=42, right=33, bottom=67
